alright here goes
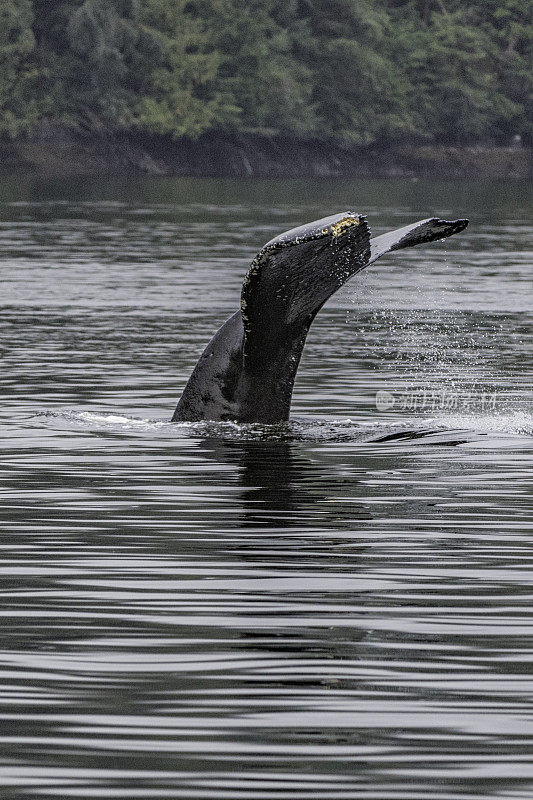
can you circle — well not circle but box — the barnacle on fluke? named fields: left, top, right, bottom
left=324, top=214, right=360, bottom=237
left=172, top=212, right=468, bottom=424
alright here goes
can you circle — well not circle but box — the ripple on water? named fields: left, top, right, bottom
left=0, top=177, right=532, bottom=800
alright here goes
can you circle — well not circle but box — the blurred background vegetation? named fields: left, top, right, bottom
left=1, top=0, right=531, bottom=146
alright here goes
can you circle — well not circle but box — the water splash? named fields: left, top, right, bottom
left=40, top=408, right=532, bottom=444
left=429, top=409, right=533, bottom=437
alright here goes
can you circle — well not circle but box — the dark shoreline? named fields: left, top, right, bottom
left=0, top=130, right=530, bottom=180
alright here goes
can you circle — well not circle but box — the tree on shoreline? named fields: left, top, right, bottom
left=0, top=0, right=530, bottom=145
left=0, top=0, right=39, bottom=137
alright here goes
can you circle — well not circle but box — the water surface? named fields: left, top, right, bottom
left=0, top=177, right=532, bottom=799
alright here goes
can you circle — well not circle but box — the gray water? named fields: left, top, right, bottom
left=0, top=176, right=532, bottom=800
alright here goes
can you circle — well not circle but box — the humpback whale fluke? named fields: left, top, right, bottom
left=172, top=213, right=468, bottom=424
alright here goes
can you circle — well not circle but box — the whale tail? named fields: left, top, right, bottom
left=172, top=213, right=469, bottom=423
left=369, top=217, right=468, bottom=263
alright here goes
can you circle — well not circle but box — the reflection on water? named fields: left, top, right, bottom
left=0, top=176, right=532, bottom=799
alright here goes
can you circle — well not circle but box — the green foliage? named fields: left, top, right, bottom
left=65, top=0, right=153, bottom=128
left=0, top=0, right=39, bottom=137
left=200, top=0, right=317, bottom=136
left=289, top=0, right=414, bottom=144
left=389, top=0, right=531, bottom=143
left=0, top=0, right=530, bottom=144
left=132, top=0, right=236, bottom=138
